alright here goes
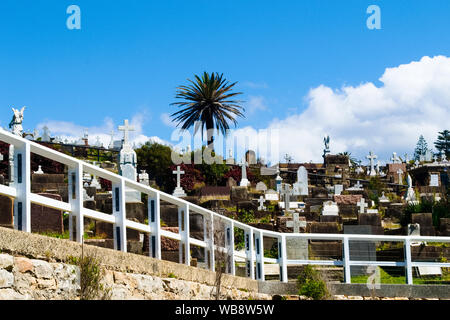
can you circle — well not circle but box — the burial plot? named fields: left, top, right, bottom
left=358, top=213, right=384, bottom=235
left=344, top=225, right=377, bottom=276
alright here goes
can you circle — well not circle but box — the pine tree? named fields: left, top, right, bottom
left=414, top=135, right=428, bottom=160
left=434, top=130, right=450, bottom=158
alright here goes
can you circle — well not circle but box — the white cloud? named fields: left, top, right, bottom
left=246, top=95, right=268, bottom=114
left=36, top=112, right=171, bottom=149
left=160, top=112, right=177, bottom=128
left=233, top=55, right=450, bottom=164
left=242, top=81, right=269, bottom=89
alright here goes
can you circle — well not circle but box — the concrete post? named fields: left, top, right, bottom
left=68, top=162, right=83, bottom=243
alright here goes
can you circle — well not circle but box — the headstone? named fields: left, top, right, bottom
left=226, top=177, right=237, bottom=187
left=356, top=197, right=368, bottom=214
left=292, top=166, right=308, bottom=196
left=334, top=184, right=343, bottom=195
left=366, top=151, right=377, bottom=176
left=31, top=193, right=64, bottom=233
left=411, top=213, right=435, bottom=236
left=257, top=196, right=266, bottom=211
left=138, top=170, right=150, bottom=186
left=355, top=167, right=364, bottom=175
left=245, top=150, right=257, bottom=165
left=405, top=174, right=417, bottom=203
left=379, top=192, right=390, bottom=203
left=172, top=165, right=186, bottom=197
left=321, top=201, right=339, bottom=216
left=391, top=152, right=401, bottom=164
left=226, top=149, right=235, bottom=165
left=239, top=161, right=250, bottom=187
left=255, top=181, right=267, bottom=192
left=34, top=165, right=44, bottom=174
left=429, top=174, right=439, bottom=187
left=280, top=183, right=293, bottom=214
left=286, top=212, right=306, bottom=233
left=348, top=180, right=363, bottom=191
left=264, top=189, right=279, bottom=201
left=286, top=237, right=308, bottom=260
left=344, top=225, right=377, bottom=276
left=275, top=170, right=282, bottom=193
left=397, top=168, right=404, bottom=185
left=41, top=126, right=51, bottom=142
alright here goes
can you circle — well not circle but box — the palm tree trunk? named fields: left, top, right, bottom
left=206, top=120, right=214, bottom=152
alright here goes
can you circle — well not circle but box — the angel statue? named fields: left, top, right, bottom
left=9, top=107, right=26, bottom=136
left=323, top=135, right=330, bottom=151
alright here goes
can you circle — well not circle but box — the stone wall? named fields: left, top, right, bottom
left=0, top=253, right=270, bottom=300
left=0, top=227, right=269, bottom=300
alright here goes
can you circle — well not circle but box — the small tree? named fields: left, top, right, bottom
left=435, top=130, right=450, bottom=158
left=414, top=135, right=429, bottom=160
left=297, top=265, right=329, bottom=300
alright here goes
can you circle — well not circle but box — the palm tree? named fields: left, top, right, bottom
left=170, top=72, right=245, bottom=151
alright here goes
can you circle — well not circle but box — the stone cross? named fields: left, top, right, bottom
left=391, top=152, right=400, bottom=163
left=173, top=165, right=185, bottom=189
left=366, top=151, right=377, bottom=176
left=286, top=212, right=303, bottom=233
left=354, top=180, right=363, bottom=189
left=257, top=196, right=266, bottom=211
left=280, top=183, right=292, bottom=214
left=118, top=119, right=135, bottom=146
left=357, top=197, right=368, bottom=214
left=397, top=168, right=404, bottom=185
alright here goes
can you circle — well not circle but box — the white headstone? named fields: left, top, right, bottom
left=265, top=189, right=279, bottom=201
left=34, top=165, right=44, bottom=174
left=366, top=151, right=377, bottom=176
left=239, top=160, right=250, bottom=187
left=255, top=181, right=268, bottom=192
left=429, top=174, right=439, bottom=187
left=321, top=201, right=339, bottom=216
left=139, top=170, right=150, bottom=186
left=257, top=196, right=266, bottom=211
left=41, top=126, right=51, bottom=142
left=334, top=184, right=344, bottom=195
left=292, top=166, right=308, bottom=196
left=172, top=165, right=186, bottom=197
left=357, top=198, right=368, bottom=214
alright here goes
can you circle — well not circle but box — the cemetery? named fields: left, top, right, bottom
left=0, top=106, right=449, bottom=301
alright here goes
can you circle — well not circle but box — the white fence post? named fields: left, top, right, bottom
left=226, top=222, right=235, bottom=276
left=178, top=203, right=190, bottom=266
left=68, top=162, right=83, bottom=243
left=209, top=213, right=215, bottom=272
left=112, top=179, right=127, bottom=252
left=405, top=238, right=413, bottom=285
left=279, top=235, right=287, bottom=283
left=148, top=192, right=161, bottom=259
left=255, top=230, right=265, bottom=281
left=13, top=142, right=31, bottom=233
left=343, top=236, right=351, bottom=284
left=245, top=228, right=255, bottom=279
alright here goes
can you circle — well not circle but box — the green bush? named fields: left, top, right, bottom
left=297, top=265, right=328, bottom=300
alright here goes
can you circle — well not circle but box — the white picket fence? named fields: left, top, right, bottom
left=0, top=128, right=449, bottom=284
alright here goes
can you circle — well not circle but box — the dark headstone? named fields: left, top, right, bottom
left=344, top=225, right=377, bottom=276
left=0, top=195, right=13, bottom=227
left=308, top=222, right=340, bottom=234
left=231, top=186, right=249, bottom=203
left=440, top=218, right=450, bottom=236
left=411, top=213, right=435, bottom=236
left=31, top=193, right=64, bottom=234
left=311, top=187, right=329, bottom=198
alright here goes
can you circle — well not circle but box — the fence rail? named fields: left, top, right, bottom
left=0, top=128, right=449, bottom=284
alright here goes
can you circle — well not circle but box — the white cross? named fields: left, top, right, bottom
left=357, top=197, right=368, bottom=214
left=366, top=151, right=377, bottom=176
left=173, top=165, right=185, bottom=188
left=118, top=119, right=135, bottom=146
left=257, top=196, right=266, bottom=211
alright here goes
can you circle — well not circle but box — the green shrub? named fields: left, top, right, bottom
left=297, top=265, right=328, bottom=300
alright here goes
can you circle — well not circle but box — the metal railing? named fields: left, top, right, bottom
left=0, top=128, right=449, bottom=284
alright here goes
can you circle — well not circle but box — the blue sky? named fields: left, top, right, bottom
left=1, top=1, right=450, bottom=163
